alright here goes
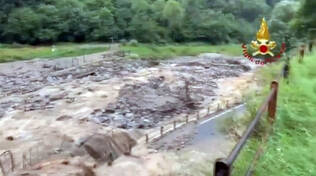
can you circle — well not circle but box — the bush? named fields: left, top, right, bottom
left=119, top=39, right=127, bottom=46
left=128, top=39, right=139, bottom=46
left=129, top=53, right=140, bottom=59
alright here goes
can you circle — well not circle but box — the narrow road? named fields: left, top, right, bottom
left=188, top=104, right=246, bottom=153
left=151, top=104, right=248, bottom=154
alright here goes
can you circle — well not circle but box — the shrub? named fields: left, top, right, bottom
left=119, top=39, right=127, bottom=46
left=129, top=53, right=140, bottom=59
left=128, top=39, right=139, bottom=46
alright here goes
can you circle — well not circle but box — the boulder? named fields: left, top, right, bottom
left=80, top=132, right=136, bottom=164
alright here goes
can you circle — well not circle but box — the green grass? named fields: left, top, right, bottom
left=0, top=43, right=108, bottom=63
left=121, top=43, right=242, bottom=59
left=0, top=42, right=242, bottom=62
left=232, top=52, right=316, bottom=176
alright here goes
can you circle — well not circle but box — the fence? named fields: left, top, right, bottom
left=213, top=63, right=289, bottom=176
left=143, top=100, right=240, bottom=144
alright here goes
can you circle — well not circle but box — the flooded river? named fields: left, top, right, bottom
left=0, top=52, right=258, bottom=176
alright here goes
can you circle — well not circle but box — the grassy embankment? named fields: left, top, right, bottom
left=232, top=52, right=316, bottom=176
left=0, top=43, right=242, bottom=63
left=0, top=43, right=109, bottom=63
left=121, top=43, right=242, bottom=59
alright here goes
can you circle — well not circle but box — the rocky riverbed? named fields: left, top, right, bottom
left=0, top=52, right=257, bottom=175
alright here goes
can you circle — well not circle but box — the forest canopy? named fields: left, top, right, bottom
left=0, top=0, right=312, bottom=44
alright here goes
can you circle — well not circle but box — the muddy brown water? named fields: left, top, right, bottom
left=0, top=53, right=252, bottom=129
left=94, top=56, right=252, bottom=129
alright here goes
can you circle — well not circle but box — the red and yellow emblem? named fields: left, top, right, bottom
left=251, top=18, right=276, bottom=56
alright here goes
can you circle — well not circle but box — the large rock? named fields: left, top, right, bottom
left=80, top=132, right=136, bottom=164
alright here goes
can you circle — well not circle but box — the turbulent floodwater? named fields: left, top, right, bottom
left=0, top=52, right=257, bottom=176
left=0, top=53, right=252, bottom=128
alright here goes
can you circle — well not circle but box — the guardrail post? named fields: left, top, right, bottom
left=214, top=159, right=231, bottom=176
left=268, top=81, right=279, bottom=123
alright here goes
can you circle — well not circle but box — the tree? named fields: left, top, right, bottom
left=269, top=0, right=299, bottom=42
left=266, top=0, right=282, bottom=7
left=236, top=0, right=270, bottom=22
left=180, top=0, right=205, bottom=41
left=112, top=0, right=132, bottom=39
left=4, top=7, right=41, bottom=43
left=35, top=4, right=61, bottom=43
left=163, top=0, right=184, bottom=41
left=54, top=0, right=88, bottom=42
left=292, top=0, right=316, bottom=38
left=131, top=0, right=150, bottom=13
left=151, top=0, right=166, bottom=23
left=88, top=7, right=115, bottom=41
left=0, top=0, right=285, bottom=44
left=127, top=0, right=162, bottom=42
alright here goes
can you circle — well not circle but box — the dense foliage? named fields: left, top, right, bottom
left=292, top=0, right=316, bottom=39
left=0, top=0, right=289, bottom=44
left=234, top=51, right=316, bottom=176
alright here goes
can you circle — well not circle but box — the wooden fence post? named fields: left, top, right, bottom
left=186, top=115, right=189, bottom=123
left=145, top=134, right=149, bottom=144
left=173, top=121, right=176, bottom=130
left=268, top=81, right=279, bottom=123
left=309, top=41, right=313, bottom=53
left=283, top=57, right=290, bottom=79
left=160, top=126, right=164, bottom=137
left=299, top=45, right=305, bottom=63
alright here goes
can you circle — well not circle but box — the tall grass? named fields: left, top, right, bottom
left=233, top=52, right=316, bottom=175
left=121, top=43, right=242, bottom=59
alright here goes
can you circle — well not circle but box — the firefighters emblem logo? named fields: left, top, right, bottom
left=242, top=18, right=286, bottom=65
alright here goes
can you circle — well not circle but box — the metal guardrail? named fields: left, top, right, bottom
left=213, top=63, right=289, bottom=176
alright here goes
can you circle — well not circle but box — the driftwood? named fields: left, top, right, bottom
left=75, top=71, right=97, bottom=79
